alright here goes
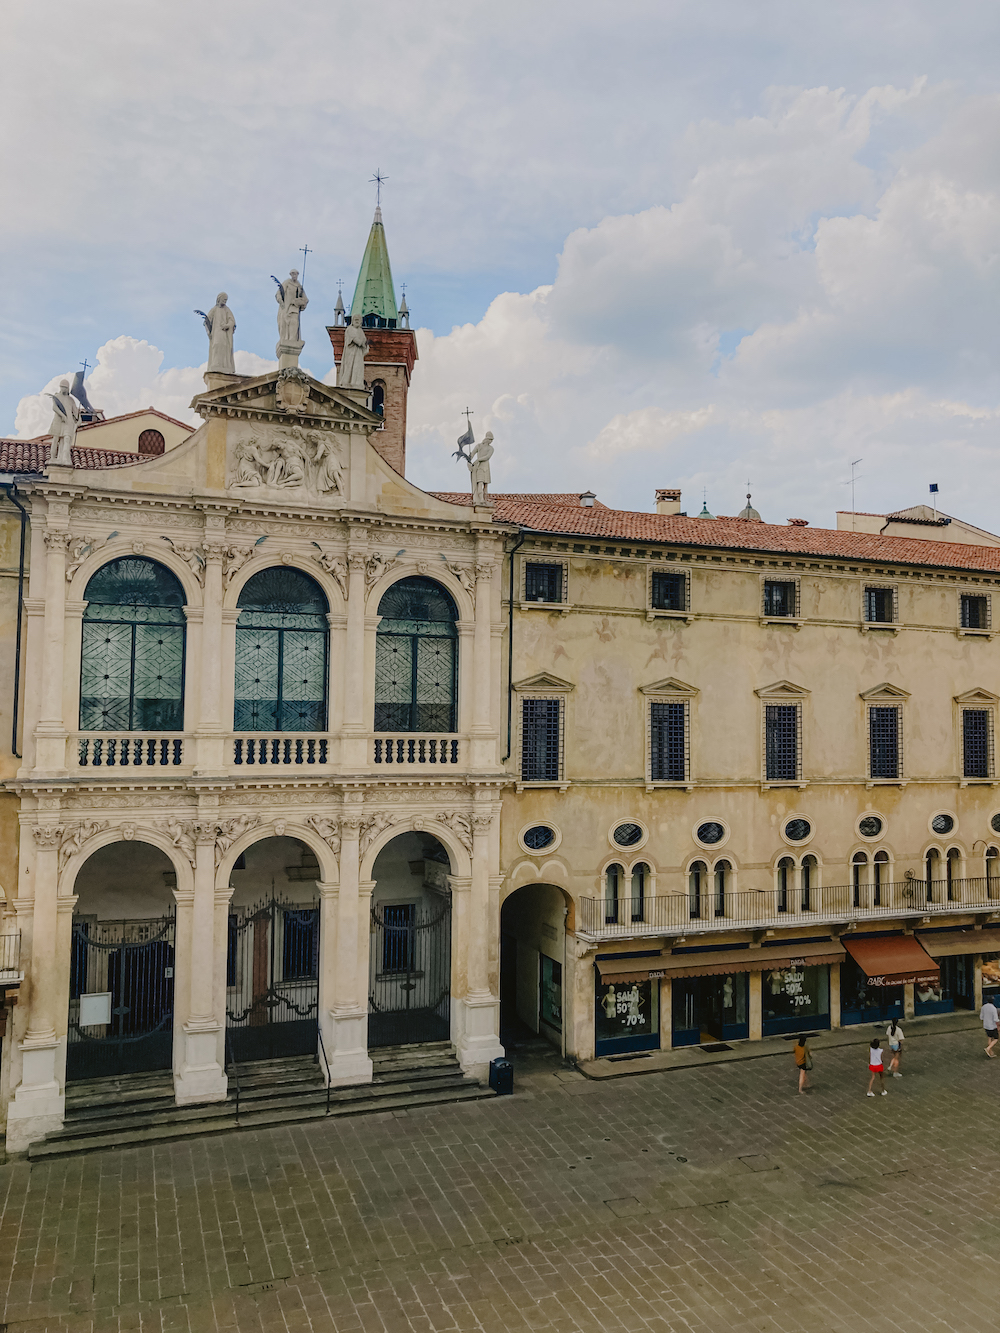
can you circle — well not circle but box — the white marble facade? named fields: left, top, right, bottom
left=4, top=368, right=506, bottom=1152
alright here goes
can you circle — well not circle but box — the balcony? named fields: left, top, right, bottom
left=75, top=734, right=187, bottom=769
left=373, top=735, right=461, bottom=767
left=233, top=735, right=331, bottom=767
left=0, top=933, right=22, bottom=983
left=580, top=877, right=1000, bottom=941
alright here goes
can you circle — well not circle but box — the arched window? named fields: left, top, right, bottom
left=852, top=851, right=868, bottom=908
left=81, top=558, right=185, bottom=731
left=689, top=860, right=706, bottom=919
left=946, top=847, right=961, bottom=902
left=631, top=862, right=648, bottom=923
left=235, top=567, right=329, bottom=732
left=925, top=848, right=940, bottom=903
left=371, top=382, right=385, bottom=417
left=714, top=860, right=730, bottom=917
left=802, top=854, right=817, bottom=911
left=874, top=850, right=889, bottom=906
left=138, top=429, right=165, bottom=455
left=375, top=577, right=458, bottom=733
left=605, top=863, right=622, bottom=925
left=777, top=856, right=793, bottom=912
left=988, top=846, right=1000, bottom=898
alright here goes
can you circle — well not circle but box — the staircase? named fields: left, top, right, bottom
left=27, top=1042, right=494, bottom=1161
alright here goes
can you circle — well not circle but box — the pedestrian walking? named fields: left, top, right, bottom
left=886, top=1018, right=904, bottom=1077
left=793, top=1033, right=812, bottom=1094
left=867, top=1037, right=887, bottom=1096
left=980, top=997, right=999, bottom=1058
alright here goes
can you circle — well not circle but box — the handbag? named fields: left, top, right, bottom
left=804, top=1054, right=813, bottom=1070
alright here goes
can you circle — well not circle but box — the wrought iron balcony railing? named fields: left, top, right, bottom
left=0, top=933, right=22, bottom=980
left=373, top=735, right=461, bottom=766
left=580, top=877, right=1000, bottom=939
left=75, top=734, right=186, bottom=768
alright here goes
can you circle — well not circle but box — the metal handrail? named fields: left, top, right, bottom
left=0, top=932, right=21, bottom=977
left=316, top=1025, right=332, bottom=1117
left=226, top=1034, right=241, bottom=1124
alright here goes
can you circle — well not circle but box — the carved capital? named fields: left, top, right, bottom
left=32, top=824, right=64, bottom=848
left=471, top=813, right=494, bottom=836
left=347, top=551, right=366, bottom=575
left=43, top=530, right=72, bottom=554
left=341, top=815, right=364, bottom=835
left=201, top=540, right=228, bottom=565
left=474, top=560, right=495, bottom=583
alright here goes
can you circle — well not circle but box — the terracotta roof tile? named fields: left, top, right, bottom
left=430, top=491, right=610, bottom=508
left=491, top=497, right=1000, bottom=575
left=0, top=439, right=143, bottom=473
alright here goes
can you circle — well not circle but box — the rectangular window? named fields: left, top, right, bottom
left=381, top=903, right=415, bottom=973
left=651, top=571, right=687, bottom=612
left=865, top=586, right=895, bottom=623
left=869, top=705, right=900, bottom=778
left=963, top=709, right=991, bottom=778
left=763, top=580, right=796, bottom=617
left=524, top=562, right=563, bottom=603
left=961, top=594, right=989, bottom=629
left=765, top=705, right=799, bottom=781
left=282, top=907, right=318, bottom=980
left=650, top=701, right=686, bottom=781
left=521, top=698, right=561, bottom=781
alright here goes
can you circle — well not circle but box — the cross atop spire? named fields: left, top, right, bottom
left=350, top=189, right=399, bottom=326
left=369, top=168, right=388, bottom=207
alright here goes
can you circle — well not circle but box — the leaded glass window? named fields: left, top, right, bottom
left=375, top=577, right=458, bottom=732
left=81, top=558, right=186, bottom=731
left=235, top=567, right=328, bottom=732
left=650, top=701, right=686, bottom=780
left=765, top=705, right=798, bottom=781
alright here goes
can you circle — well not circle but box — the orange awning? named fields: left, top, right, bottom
left=844, top=935, right=939, bottom=987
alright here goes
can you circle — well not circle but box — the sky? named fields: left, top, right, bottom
left=5, top=1, right=1000, bottom=527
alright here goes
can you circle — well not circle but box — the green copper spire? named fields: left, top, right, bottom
left=350, top=206, right=399, bottom=325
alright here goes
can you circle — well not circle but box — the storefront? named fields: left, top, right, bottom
left=916, top=928, right=1000, bottom=1014
left=984, top=952, right=1000, bottom=1002
left=842, top=934, right=938, bottom=1025
left=672, top=973, right=748, bottom=1046
left=761, top=961, right=831, bottom=1037
left=594, top=955, right=661, bottom=1056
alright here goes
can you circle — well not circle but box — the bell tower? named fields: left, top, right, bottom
left=327, top=206, right=417, bottom=477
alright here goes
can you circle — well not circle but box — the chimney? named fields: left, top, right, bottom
left=580, top=491, right=596, bottom=508
left=656, top=488, right=682, bottom=516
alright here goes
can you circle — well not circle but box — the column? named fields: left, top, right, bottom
left=6, top=824, right=66, bottom=1152
left=34, top=529, right=71, bottom=773
left=194, top=541, right=226, bottom=773
left=829, top=963, right=841, bottom=1029
left=327, top=816, right=372, bottom=1083
left=660, top=977, right=673, bottom=1050
left=340, top=545, right=369, bottom=768
left=316, top=882, right=339, bottom=1078
left=469, top=556, right=495, bottom=768
left=974, top=955, right=984, bottom=1011
left=175, top=826, right=227, bottom=1104
left=903, top=982, right=915, bottom=1021
left=453, top=812, right=503, bottom=1079
left=748, top=970, right=763, bottom=1041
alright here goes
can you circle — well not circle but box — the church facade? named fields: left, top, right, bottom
left=1, top=208, right=1000, bottom=1152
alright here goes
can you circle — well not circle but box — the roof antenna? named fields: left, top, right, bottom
left=929, top=482, right=939, bottom=517
left=848, top=458, right=863, bottom=532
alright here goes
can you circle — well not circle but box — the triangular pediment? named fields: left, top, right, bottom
left=859, top=682, right=911, bottom=701
left=513, top=672, right=575, bottom=693
left=755, top=679, right=811, bottom=699
left=639, top=676, right=699, bottom=697
left=194, top=370, right=381, bottom=428
left=955, top=687, right=1000, bottom=705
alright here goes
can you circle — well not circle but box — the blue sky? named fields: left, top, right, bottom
left=6, top=2, right=1000, bottom=526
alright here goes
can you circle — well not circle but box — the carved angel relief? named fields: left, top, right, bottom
left=228, top=424, right=346, bottom=497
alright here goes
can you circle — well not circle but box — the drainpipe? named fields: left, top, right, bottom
left=1, top=482, right=28, bottom=758
left=502, top=529, right=526, bottom=763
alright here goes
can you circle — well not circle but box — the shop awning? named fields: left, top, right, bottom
left=844, top=935, right=939, bottom=987
left=596, top=939, right=845, bottom=984
left=917, top=929, right=1000, bottom=958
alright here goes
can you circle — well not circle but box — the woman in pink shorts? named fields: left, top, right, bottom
left=867, top=1038, right=887, bottom=1096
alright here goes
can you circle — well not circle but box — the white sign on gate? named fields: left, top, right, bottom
left=79, top=991, right=112, bottom=1026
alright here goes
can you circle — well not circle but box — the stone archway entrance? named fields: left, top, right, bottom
left=500, top=884, right=568, bottom=1051
left=368, top=832, right=452, bottom=1048
left=225, top=837, right=320, bottom=1062
left=68, top=840, right=177, bottom=1082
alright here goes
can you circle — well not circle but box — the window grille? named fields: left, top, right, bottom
left=963, top=708, right=992, bottom=778
left=650, top=701, right=686, bottom=781
left=650, top=570, right=687, bottom=612
left=869, top=705, right=900, bottom=778
left=521, top=698, right=561, bottom=781
left=381, top=903, right=416, bottom=972
left=235, top=566, right=329, bottom=732
left=524, top=562, right=564, bottom=603
left=80, top=558, right=186, bottom=732
left=765, top=705, right=799, bottom=781
left=375, top=577, right=458, bottom=733
left=961, top=594, right=990, bottom=629
left=763, top=580, right=796, bottom=617
left=864, top=585, right=895, bottom=623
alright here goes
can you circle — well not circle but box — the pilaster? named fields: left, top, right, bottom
left=327, top=811, right=372, bottom=1084
left=174, top=823, right=227, bottom=1105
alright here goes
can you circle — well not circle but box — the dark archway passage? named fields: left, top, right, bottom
left=500, top=884, right=567, bottom=1051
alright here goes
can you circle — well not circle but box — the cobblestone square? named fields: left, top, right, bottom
left=2, top=1025, right=998, bottom=1332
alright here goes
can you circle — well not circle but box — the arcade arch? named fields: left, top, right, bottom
left=500, top=882, right=569, bottom=1052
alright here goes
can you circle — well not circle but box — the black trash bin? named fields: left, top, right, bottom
left=489, top=1057, right=513, bottom=1095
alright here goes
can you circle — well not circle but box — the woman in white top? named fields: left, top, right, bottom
left=867, top=1038, right=887, bottom=1096
left=886, top=1018, right=904, bottom=1077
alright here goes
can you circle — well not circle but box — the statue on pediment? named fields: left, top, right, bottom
left=338, top=314, right=368, bottom=389
left=274, top=270, right=308, bottom=345
left=197, top=294, right=236, bottom=374
left=48, top=380, right=82, bottom=467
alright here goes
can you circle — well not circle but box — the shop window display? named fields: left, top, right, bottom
left=840, top=952, right=903, bottom=1024
left=594, top=974, right=659, bottom=1055
left=762, top=964, right=830, bottom=1036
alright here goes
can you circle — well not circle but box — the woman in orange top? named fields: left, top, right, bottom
left=794, top=1034, right=811, bottom=1094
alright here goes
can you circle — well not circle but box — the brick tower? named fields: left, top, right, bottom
left=327, top=206, right=417, bottom=477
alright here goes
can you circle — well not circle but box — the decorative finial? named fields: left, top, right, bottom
left=369, top=168, right=388, bottom=208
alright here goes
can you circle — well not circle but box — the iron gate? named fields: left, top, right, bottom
left=67, top=913, right=176, bottom=1082
left=368, top=896, right=451, bottom=1048
left=226, top=893, right=319, bottom=1062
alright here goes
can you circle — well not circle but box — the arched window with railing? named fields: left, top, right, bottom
left=235, top=567, right=329, bottom=731
left=946, top=847, right=961, bottom=902
left=802, top=854, right=816, bottom=911
left=713, top=860, right=730, bottom=917
left=689, top=860, right=706, bottom=919
left=605, top=863, right=622, bottom=925
left=987, top=846, right=1000, bottom=898
left=925, top=848, right=940, bottom=903
left=375, top=577, right=458, bottom=733
left=777, top=857, right=793, bottom=913
left=631, top=862, right=648, bottom=923
left=852, top=851, right=868, bottom=908
left=81, top=558, right=186, bottom=731
left=874, top=850, right=889, bottom=906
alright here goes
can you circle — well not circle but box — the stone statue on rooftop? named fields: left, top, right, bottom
left=197, top=293, right=236, bottom=375
left=48, top=379, right=82, bottom=467
left=337, top=313, right=369, bottom=390
left=466, top=431, right=494, bottom=506
left=274, top=270, right=308, bottom=345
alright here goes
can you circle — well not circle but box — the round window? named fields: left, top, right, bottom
left=784, top=819, right=811, bottom=842
left=696, top=822, right=725, bottom=846
left=992, top=813, right=1000, bottom=834
left=523, top=825, right=555, bottom=851
left=858, top=816, right=883, bottom=838
left=613, top=823, right=643, bottom=848
left=931, top=814, right=954, bottom=835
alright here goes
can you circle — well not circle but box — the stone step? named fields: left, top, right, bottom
left=28, top=1082, right=495, bottom=1161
